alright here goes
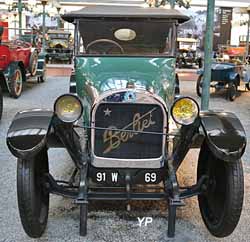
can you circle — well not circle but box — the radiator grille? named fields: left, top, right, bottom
left=94, top=103, right=164, bottom=159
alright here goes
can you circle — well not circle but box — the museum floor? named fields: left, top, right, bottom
left=0, top=70, right=250, bottom=242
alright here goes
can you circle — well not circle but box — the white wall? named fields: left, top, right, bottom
left=231, top=10, right=249, bottom=46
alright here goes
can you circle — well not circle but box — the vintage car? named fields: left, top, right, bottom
left=6, top=6, right=246, bottom=239
left=0, top=26, right=44, bottom=98
left=176, top=37, right=203, bottom=68
left=46, top=30, right=73, bottom=64
left=196, top=62, right=243, bottom=101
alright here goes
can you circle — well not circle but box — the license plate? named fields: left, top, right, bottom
left=89, top=168, right=164, bottom=185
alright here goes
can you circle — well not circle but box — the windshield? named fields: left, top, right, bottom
left=49, top=34, right=69, bottom=39
left=76, top=19, right=176, bottom=56
left=178, top=42, right=197, bottom=51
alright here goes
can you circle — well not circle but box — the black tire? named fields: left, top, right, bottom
left=196, top=74, right=203, bottom=97
left=0, top=86, right=3, bottom=120
left=38, top=70, right=46, bottom=83
left=80, top=203, right=88, bottom=236
left=37, top=58, right=46, bottom=83
left=246, top=83, right=250, bottom=91
left=198, top=59, right=203, bottom=68
left=17, top=150, right=49, bottom=238
left=9, top=66, right=24, bottom=98
left=29, top=50, right=38, bottom=76
left=197, top=144, right=244, bottom=238
left=228, top=83, right=237, bottom=101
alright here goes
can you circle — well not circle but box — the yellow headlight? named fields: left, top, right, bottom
left=54, top=94, right=83, bottom=123
left=171, top=97, right=199, bottom=125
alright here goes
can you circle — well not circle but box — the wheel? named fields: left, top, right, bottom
left=9, top=66, right=24, bottom=98
left=246, top=83, right=250, bottom=91
left=197, top=144, right=244, bottom=237
left=196, top=74, right=203, bottom=97
left=198, top=59, right=203, bottom=68
left=0, top=86, right=3, bottom=120
left=228, top=83, right=237, bottom=101
left=80, top=203, right=88, bottom=236
left=29, top=50, right=38, bottom=76
left=37, top=57, right=46, bottom=83
left=17, top=150, right=49, bottom=238
left=38, top=70, right=46, bottom=83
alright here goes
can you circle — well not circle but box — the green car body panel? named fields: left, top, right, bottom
left=75, top=56, right=176, bottom=124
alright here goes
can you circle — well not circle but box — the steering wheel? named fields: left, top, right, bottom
left=86, top=39, right=124, bottom=54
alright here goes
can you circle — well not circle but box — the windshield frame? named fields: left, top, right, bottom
left=73, top=19, right=177, bottom=57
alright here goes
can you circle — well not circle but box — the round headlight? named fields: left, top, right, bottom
left=171, top=97, right=199, bottom=125
left=54, top=94, right=83, bottom=123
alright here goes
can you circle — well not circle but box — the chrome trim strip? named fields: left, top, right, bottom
left=7, top=128, right=47, bottom=138
left=18, top=108, right=51, bottom=114
left=92, top=156, right=163, bottom=169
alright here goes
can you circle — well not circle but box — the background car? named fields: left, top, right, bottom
left=176, top=37, right=203, bottom=68
left=196, top=43, right=248, bottom=101
left=0, top=27, right=44, bottom=98
left=196, top=62, right=243, bottom=101
left=46, top=30, right=73, bottom=64
left=6, top=6, right=246, bottom=240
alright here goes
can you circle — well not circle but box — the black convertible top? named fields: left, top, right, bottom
left=62, top=5, right=190, bottom=23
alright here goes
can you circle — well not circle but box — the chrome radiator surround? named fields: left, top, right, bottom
left=91, top=89, right=168, bottom=168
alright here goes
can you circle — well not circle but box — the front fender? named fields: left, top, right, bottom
left=6, top=109, right=53, bottom=159
left=200, top=111, right=246, bottom=162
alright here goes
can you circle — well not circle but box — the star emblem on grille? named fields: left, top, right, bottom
left=104, top=108, right=112, bottom=116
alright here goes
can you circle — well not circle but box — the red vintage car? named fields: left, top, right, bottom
left=0, top=28, right=43, bottom=98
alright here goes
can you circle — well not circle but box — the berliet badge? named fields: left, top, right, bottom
left=104, top=108, right=112, bottom=116
left=103, top=108, right=157, bottom=154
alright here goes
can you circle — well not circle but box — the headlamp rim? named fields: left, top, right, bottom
left=54, top=93, right=83, bottom=123
left=171, top=96, right=200, bottom=125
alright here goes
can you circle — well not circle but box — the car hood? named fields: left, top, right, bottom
left=211, top=62, right=235, bottom=71
left=75, top=56, right=176, bottom=105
